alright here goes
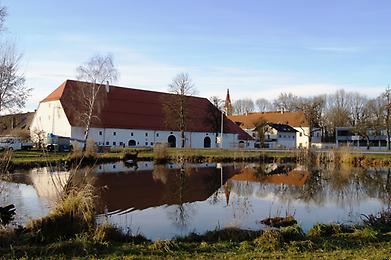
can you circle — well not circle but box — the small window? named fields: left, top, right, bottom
left=113, top=165, right=116, bottom=169
left=113, top=142, right=116, bottom=146
left=145, top=142, right=148, bottom=146
left=156, top=133, right=159, bottom=137
left=99, top=131, right=102, bottom=136
left=151, top=142, right=154, bottom=146
left=106, top=141, right=109, bottom=145
left=145, top=133, right=148, bottom=137
left=131, top=132, right=134, bottom=136
left=299, top=133, right=303, bottom=137
left=113, top=132, right=116, bottom=136
left=120, top=142, right=123, bottom=146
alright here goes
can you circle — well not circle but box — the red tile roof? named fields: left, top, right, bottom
left=228, top=111, right=308, bottom=129
left=41, top=80, right=253, bottom=140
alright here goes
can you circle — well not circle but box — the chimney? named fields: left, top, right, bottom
left=105, top=81, right=110, bottom=93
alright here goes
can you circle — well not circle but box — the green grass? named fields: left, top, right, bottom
left=2, top=226, right=391, bottom=259
left=4, top=148, right=391, bottom=169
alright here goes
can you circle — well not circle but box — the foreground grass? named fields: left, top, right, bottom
left=2, top=226, right=391, bottom=259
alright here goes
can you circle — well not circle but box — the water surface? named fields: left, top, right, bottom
left=1, top=162, right=390, bottom=240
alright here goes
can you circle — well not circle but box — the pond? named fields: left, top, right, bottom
left=1, top=161, right=390, bottom=240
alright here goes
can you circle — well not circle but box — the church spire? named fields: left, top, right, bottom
left=224, top=89, right=233, bottom=116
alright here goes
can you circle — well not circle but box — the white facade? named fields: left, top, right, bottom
left=265, top=128, right=297, bottom=149
left=30, top=101, right=72, bottom=142
left=30, top=100, right=249, bottom=149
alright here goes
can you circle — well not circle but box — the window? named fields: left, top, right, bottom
left=145, top=142, right=148, bottom=146
left=113, top=165, right=116, bottom=169
left=145, top=133, right=148, bottom=137
left=113, top=132, right=116, bottom=136
left=120, top=142, right=123, bottom=146
left=156, top=133, right=159, bottom=137
left=106, top=141, right=109, bottom=145
left=299, top=133, right=303, bottom=137
left=131, top=132, right=134, bottom=136
left=99, top=131, right=102, bottom=136
left=113, top=142, right=116, bottom=146
left=150, top=142, right=154, bottom=146
left=279, top=135, right=281, bottom=138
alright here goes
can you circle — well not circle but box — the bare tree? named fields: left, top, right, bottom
left=0, top=43, right=30, bottom=113
left=273, top=93, right=300, bottom=112
left=252, top=118, right=269, bottom=148
left=296, top=96, right=325, bottom=145
left=383, top=87, right=391, bottom=150
left=233, top=98, right=255, bottom=114
left=255, top=98, right=274, bottom=112
left=205, top=96, right=223, bottom=142
left=164, top=73, right=196, bottom=148
left=76, top=54, right=119, bottom=149
left=0, top=7, right=31, bottom=114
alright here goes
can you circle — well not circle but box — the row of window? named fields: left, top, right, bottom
left=278, top=135, right=295, bottom=139
left=98, top=131, right=161, bottom=137
left=97, top=141, right=155, bottom=147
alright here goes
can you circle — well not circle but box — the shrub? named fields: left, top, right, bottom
left=253, top=229, right=282, bottom=251
left=85, top=139, right=97, bottom=158
left=153, top=143, right=169, bottom=164
left=307, top=224, right=342, bottom=238
left=280, top=225, right=305, bottom=241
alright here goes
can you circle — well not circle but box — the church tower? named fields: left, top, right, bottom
left=224, top=89, right=233, bottom=116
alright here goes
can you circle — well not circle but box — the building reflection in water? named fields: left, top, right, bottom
left=4, top=161, right=391, bottom=240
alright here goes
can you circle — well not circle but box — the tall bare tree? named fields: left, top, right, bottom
left=76, top=54, right=119, bottom=149
left=206, top=96, right=223, bottom=139
left=383, top=87, right=391, bottom=150
left=164, top=73, right=196, bottom=148
left=0, top=7, right=30, bottom=114
left=233, top=98, right=255, bottom=115
left=255, top=98, right=274, bottom=112
left=273, top=93, right=300, bottom=112
left=296, top=96, right=325, bottom=145
left=0, top=44, right=30, bottom=113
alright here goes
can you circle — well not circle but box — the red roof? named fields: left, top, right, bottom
left=41, top=80, right=253, bottom=140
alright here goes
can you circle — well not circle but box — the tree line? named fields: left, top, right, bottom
left=233, top=89, right=391, bottom=145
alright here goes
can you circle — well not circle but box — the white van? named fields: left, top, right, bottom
left=0, top=138, right=33, bottom=151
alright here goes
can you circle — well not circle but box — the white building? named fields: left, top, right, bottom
left=30, top=80, right=253, bottom=149
left=262, top=123, right=297, bottom=149
left=228, top=111, right=321, bottom=149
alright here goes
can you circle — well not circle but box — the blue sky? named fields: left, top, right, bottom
left=3, top=0, right=391, bottom=111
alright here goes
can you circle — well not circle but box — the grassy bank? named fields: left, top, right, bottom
left=4, top=148, right=391, bottom=169
left=4, top=148, right=298, bottom=169
left=1, top=222, right=391, bottom=259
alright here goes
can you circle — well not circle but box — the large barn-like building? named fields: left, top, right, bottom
left=30, top=80, right=253, bottom=149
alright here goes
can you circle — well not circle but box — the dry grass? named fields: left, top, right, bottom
left=26, top=184, right=96, bottom=242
